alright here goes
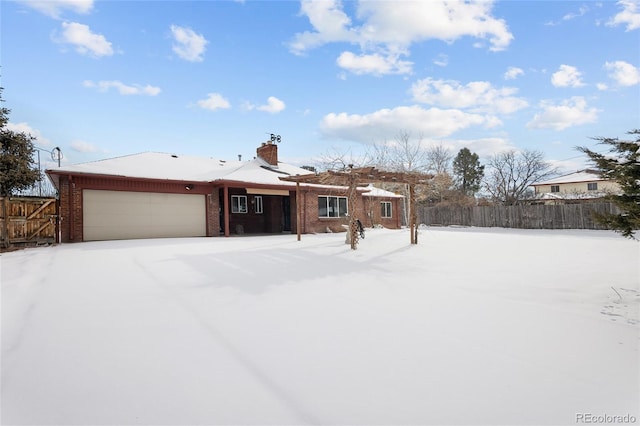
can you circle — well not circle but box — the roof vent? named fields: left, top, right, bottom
left=171, top=154, right=178, bottom=158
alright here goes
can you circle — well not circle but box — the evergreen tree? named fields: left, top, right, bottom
left=0, top=88, right=41, bottom=196
left=452, top=148, right=484, bottom=196
left=578, top=130, right=640, bottom=239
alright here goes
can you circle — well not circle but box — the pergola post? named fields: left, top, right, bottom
left=409, top=184, right=417, bottom=244
left=348, top=173, right=359, bottom=250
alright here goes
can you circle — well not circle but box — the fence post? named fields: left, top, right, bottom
left=1, top=197, right=8, bottom=249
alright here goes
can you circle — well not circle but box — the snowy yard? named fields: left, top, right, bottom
left=1, top=227, right=638, bottom=425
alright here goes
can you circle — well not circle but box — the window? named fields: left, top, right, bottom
left=587, top=182, right=598, bottom=191
left=318, top=196, right=348, bottom=218
left=381, top=201, right=392, bottom=218
left=254, top=196, right=263, bottom=214
left=550, top=185, right=560, bottom=193
left=231, top=195, right=247, bottom=213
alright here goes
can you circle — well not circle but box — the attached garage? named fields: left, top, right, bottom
left=83, top=190, right=207, bottom=241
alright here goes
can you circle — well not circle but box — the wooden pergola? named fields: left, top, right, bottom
left=280, top=166, right=433, bottom=249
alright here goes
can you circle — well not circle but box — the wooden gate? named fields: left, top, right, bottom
left=1, top=196, right=58, bottom=249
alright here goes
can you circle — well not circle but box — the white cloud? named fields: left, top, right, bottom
left=170, top=25, right=208, bottom=62
left=411, top=78, right=528, bottom=114
left=56, top=21, right=113, bottom=57
left=20, top=0, right=93, bottom=19
left=433, top=53, right=449, bottom=67
left=70, top=140, right=99, bottom=153
left=504, top=66, right=524, bottom=80
left=551, top=65, right=585, bottom=88
left=607, top=0, right=640, bottom=31
left=527, top=97, right=599, bottom=130
left=604, top=60, right=640, bottom=86
left=596, top=82, right=609, bottom=90
left=336, top=51, right=412, bottom=75
left=544, top=5, right=590, bottom=27
left=257, top=96, right=286, bottom=114
left=357, top=1, right=512, bottom=50
left=289, top=0, right=513, bottom=76
left=548, top=158, right=591, bottom=174
left=82, top=80, right=161, bottom=96
left=288, top=0, right=357, bottom=54
left=562, top=4, right=590, bottom=21
left=448, top=137, right=514, bottom=158
left=244, top=97, right=286, bottom=113
left=6, top=122, right=52, bottom=146
left=196, top=93, right=231, bottom=111
left=319, top=105, right=496, bottom=144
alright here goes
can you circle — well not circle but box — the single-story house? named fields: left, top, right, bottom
left=46, top=142, right=403, bottom=242
left=531, top=169, right=621, bottom=204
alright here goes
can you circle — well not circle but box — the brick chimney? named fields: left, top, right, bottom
left=256, top=142, right=278, bottom=166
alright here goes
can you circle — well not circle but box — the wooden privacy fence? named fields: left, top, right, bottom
left=418, top=202, right=620, bottom=230
left=1, top=196, right=58, bottom=249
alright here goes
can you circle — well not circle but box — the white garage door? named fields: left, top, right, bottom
left=83, top=190, right=206, bottom=241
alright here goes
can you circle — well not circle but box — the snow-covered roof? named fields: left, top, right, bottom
left=46, top=152, right=315, bottom=187
left=220, top=157, right=315, bottom=187
left=48, top=152, right=241, bottom=182
left=536, top=191, right=609, bottom=201
left=46, top=152, right=398, bottom=197
left=361, top=183, right=404, bottom=198
left=533, top=169, right=605, bottom=186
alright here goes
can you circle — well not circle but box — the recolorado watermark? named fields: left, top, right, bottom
left=576, top=413, right=637, bottom=424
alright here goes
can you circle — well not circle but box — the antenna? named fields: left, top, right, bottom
left=268, top=133, right=282, bottom=144
left=51, top=147, right=63, bottom=167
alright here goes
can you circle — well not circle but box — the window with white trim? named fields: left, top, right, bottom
left=381, top=201, right=392, bottom=218
left=254, top=196, right=263, bottom=214
left=587, top=182, right=598, bottom=191
left=231, top=195, right=247, bottom=213
left=318, top=196, right=348, bottom=218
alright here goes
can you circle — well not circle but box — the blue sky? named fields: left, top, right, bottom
left=2, top=0, right=639, bottom=172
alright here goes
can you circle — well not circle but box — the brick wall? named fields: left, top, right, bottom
left=207, top=193, right=220, bottom=237
left=57, top=175, right=84, bottom=243
left=256, top=143, right=278, bottom=165
left=298, top=189, right=403, bottom=234
left=55, top=172, right=402, bottom=242
left=363, top=196, right=402, bottom=229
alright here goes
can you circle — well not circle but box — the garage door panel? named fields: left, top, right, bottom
left=83, top=190, right=206, bottom=241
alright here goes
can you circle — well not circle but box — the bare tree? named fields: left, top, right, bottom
left=426, top=144, right=453, bottom=175
left=316, top=130, right=431, bottom=173
left=484, top=149, right=559, bottom=205
left=385, top=130, right=430, bottom=173
left=315, top=146, right=373, bottom=171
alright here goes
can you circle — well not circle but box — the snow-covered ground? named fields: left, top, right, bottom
left=1, top=227, right=638, bottom=425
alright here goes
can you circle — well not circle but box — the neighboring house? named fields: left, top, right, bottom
left=46, top=142, right=403, bottom=242
left=531, top=169, right=621, bottom=204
